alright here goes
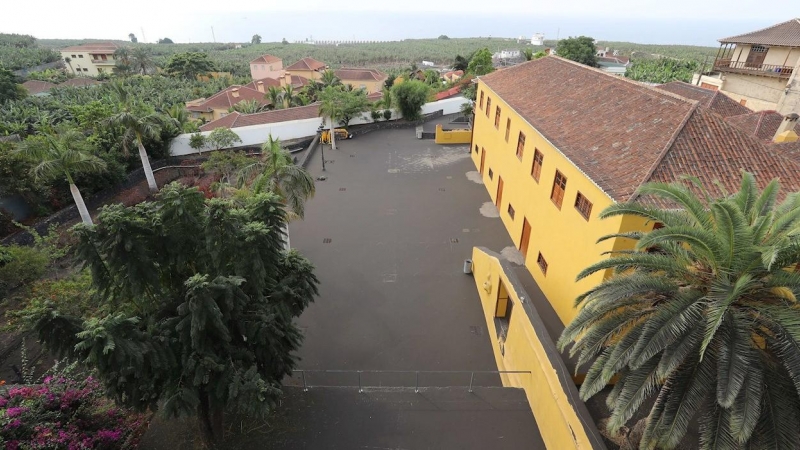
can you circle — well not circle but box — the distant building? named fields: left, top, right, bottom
left=249, top=54, right=284, bottom=80
left=695, top=18, right=800, bottom=114
left=285, top=57, right=327, bottom=81
left=493, top=50, right=521, bottom=59
left=334, top=68, right=388, bottom=93
left=421, top=60, right=435, bottom=67
left=60, top=42, right=118, bottom=77
left=186, top=85, right=270, bottom=122
left=596, top=56, right=630, bottom=76
left=531, top=33, right=544, bottom=46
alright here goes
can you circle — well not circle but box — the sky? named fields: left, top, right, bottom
left=3, top=0, right=797, bottom=46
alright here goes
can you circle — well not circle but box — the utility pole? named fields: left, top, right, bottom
left=696, top=55, right=709, bottom=86
left=140, top=27, right=147, bottom=43
left=211, top=27, right=216, bottom=43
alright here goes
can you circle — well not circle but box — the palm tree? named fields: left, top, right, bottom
left=16, top=130, right=106, bottom=225
left=266, top=86, right=283, bottom=110
left=318, top=87, right=344, bottom=150
left=105, top=84, right=170, bottom=193
left=558, top=172, right=800, bottom=449
left=165, top=104, right=193, bottom=132
left=282, top=85, right=296, bottom=109
left=238, top=134, right=315, bottom=219
left=130, top=48, right=155, bottom=75
left=319, top=69, right=341, bottom=88
left=64, top=57, right=74, bottom=75
left=232, top=99, right=268, bottom=114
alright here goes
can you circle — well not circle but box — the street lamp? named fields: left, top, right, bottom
left=317, top=125, right=326, bottom=171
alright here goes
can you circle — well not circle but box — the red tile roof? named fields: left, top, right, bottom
left=243, top=77, right=282, bottom=91
left=199, top=104, right=321, bottom=132
left=769, top=140, right=800, bottom=161
left=249, top=54, right=282, bottom=65
left=59, top=78, right=102, bottom=88
left=22, top=80, right=56, bottom=95
left=187, top=85, right=269, bottom=112
left=334, top=68, right=387, bottom=82
left=720, top=18, right=800, bottom=46
left=725, top=110, right=800, bottom=141
left=479, top=56, right=800, bottom=204
left=286, top=57, right=326, bottom=72
left=656, top=81, right=751, bottom=118
left=435, top=86, right=462, bottom=100
left=61, top=42, right=119, bottom=53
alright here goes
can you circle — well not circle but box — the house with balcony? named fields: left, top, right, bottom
left=60, top=43, right=119, bottom=77
left=695, top=18, right=800, bottom=114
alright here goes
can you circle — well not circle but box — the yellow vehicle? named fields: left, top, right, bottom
left=320, top=128, right=353, bottom=144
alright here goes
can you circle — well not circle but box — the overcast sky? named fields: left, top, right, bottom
left=3, top=0, right=796, bottom=45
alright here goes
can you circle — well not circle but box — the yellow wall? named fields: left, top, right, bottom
left=340, top=78, right=386, bottom=93
left=434, top=124, right=471, bottom=144
left=290, top=69, right=322, bottom=81
left=471, top=80, right=647, bottom=324
left=60, top=51, right=115, bottom=77
left=471, top=247, right=604, bottom=450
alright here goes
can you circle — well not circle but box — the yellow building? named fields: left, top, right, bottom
left=334, top=68, right=388, bottom=93
left=60, top=42, right=118, bottom=77
left=284, top=57, right=327, bottom=81
left=695, top=18, right=800, bottom=114
left=471, top=56, right=800, bottom=325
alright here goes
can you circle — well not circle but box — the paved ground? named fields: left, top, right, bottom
left=141, top=387, right=545, bottom=450
left=289, top=122, right=516, bottom=385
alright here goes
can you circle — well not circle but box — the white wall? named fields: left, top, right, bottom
left=170, top=96, right=468, bottom=156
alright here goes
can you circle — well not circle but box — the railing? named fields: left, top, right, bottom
left=713, top=58, right=794, bottom=78
left=290, top=369, right=531, bottom=393
left=91, top=59, right=114, bottom=64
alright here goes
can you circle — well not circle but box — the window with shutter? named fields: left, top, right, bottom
left=531, top=149, right=543, bottom=181
left=516, top=133, right=526, bottom=160
left=551, top=170, right=567, bottom=209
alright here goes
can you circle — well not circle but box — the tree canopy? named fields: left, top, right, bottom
left=26, top=183, right=319, bottom=447
left=157, top=37, right=174, bottom=44
left=466, top=48, right=494, bottom=75
left=559, top=173, right=800, bottom=449
left=0, top=67, right=26, bottom=104
left=251, top=34, right=262, bottom=44
left=556, top=36, right=598, bottom=67
left=318, top=86, right=370, bottom=127
left=129, top=33, right=138, bottom=43
left=625, top=57, right=700, bottom=84
left=391, top=80, right=430, bottom=121
left=164, top=52, right=216, bottom=79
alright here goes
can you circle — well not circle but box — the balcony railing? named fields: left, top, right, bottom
left=713, top=58, right=794, bottom=78
left=91, top=59, right=115, bottom=65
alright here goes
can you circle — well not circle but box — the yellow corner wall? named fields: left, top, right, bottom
left=434, top=124, right=472, bottom=144
left=471, top=81, right=636, bottom=324
left=471, top=247, right=603, bottom=450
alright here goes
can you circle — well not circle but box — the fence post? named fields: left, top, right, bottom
left=468, top=372, right=475, bottom=393
left=415, top=371, right=419, bottom=393
left=301, top=370, right=308, bottom=392
left=358, top=371, right=363, bottom=393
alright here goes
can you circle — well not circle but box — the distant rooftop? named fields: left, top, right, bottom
left=249, top=54, right=282, bottom=65
left=286, top=57, right=326, bottom=72
left=719, top=18, right=800, bottom=46
left=60, top=42, right=119, bottom=53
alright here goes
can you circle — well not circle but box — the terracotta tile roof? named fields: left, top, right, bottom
left=769, top=140, right=800, bottom=161
left=287, top=75, right=310, bottom=87
left=249, top=54, right=282, bottom=64
left=59, top=78, right=102, bottom=88
left=435, top=86, right=462, bottom=100
left=243, top=77, right=282, bottom=91
left=186, top=85, right=268, bottom=112
left=480, top=56, right=697, bottom=202
left=61, top=42, right=119, bottom=53
left=656, top=81, right=752, bottom=118
left=199, top=104, right=321, bottom=131
left=22, top=80, right=56, bottom=95
left=480, top=56, right=800, bottom=204
left=725, top=110, right=800, bottom=141
left=334, top=68, right=387, bottom=82
left=720, top=18, right=800, bottom=46
left=646, top=108, right=800, bottom=204
left=286, top=57, right=326, bottom=72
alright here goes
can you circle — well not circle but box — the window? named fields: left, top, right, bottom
left=78, top=54, right=84, bottom=58
left=574, top=192, right=593, bottom=220
left=479, top=91, right=484, bottom=108
left=71, top=54, right=76, bottom=58
left=531, top=149, right=543, bottom=181
left=551, top=170, right=567, bottom=208
left=486, top=97, right=491, bottom=117
left=83, top=68, right=88, bottom=72
left=494, top=106, right=501, bottom=128
left=494, top=280, right=512, bottom=343
left=474, top=144, right=478, bottom=153
left=507, top=203, right=515, bottom=219
left=516, top=132, right=526, bottom=160
left=537, top=252, right=548, bottom=275
left=751, top=45, right=767, bottom=53
left=505, top=118, right=511, bottom=142
left=101, top=54, right=107, bottom=60
left=488, top=168, right=494, bottom=180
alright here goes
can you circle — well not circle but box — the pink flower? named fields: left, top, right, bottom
left=0, top=397, right=7, bottom=407
left=6, top=440, right=20, bottom=450
left=5, top=406, right=27, bottom=417
left=97, top=429, right=123, bottom=441
left=6, top=419, right=22, bottom=429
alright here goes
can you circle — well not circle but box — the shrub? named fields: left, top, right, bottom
left=0, top=373, right=149, bottom=449
left=0, top=245, right=48, bottom=292
left=370, top=110, right=382, bottom=122
left=383, top=109, right=392, bottom=121
left=391, top=81, right=431, bottom=121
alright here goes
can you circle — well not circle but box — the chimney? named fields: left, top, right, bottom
left=773, top=113, right=799, bottom=143
left=256, top=81, right=264, bottom=93
left=283, top=71, right=292, bottom=87
left=231, top=88, right=240, bottom=98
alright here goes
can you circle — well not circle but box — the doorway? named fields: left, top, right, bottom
left=520, top=218, right=531, bottom=259
left=480, top=148, right=486, bottom=174
left=495, top=176, right=504, bottom=207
